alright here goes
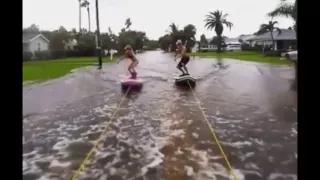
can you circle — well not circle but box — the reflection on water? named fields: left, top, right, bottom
left=23, top=51, right=297, bottom=180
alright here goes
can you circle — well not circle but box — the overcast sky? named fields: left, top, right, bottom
left=23, top=0, right=294, bottom=40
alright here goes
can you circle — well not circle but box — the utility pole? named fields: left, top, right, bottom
left=95, top=0, right=102, bottom=69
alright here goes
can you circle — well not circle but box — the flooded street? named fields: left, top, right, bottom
left=23, top=51, right=297, bottom=180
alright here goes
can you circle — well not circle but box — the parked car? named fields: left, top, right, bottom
left=200, top=45, right=218, bottom=52
left=283, top=50, right=297, bottom=63
left=225, top=44, right=241, bottom=51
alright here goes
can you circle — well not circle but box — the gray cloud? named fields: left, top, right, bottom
left=23, top=0, right=294, bottom=40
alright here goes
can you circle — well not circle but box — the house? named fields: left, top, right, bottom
left=238, top=34, right=255, bottom=44
left=224, top=38, right=241, bottom=45
left=62, top=39, right=78, bottom=50
left=191, top=43, right=198, bottom=53
left=23, top=33, right=50, bottom=54
left=199, top=44, right=217, bottom=52
left=246, top=29, right=296, bottom=50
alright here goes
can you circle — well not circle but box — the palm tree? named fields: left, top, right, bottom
left=167, top=23, right=179, bottom=35
left=204, top=10, right=233, bottom=52
left=183, top=24, right=197, bottom=50
left=95, top=0, right=102, bottom=69
left=81, top=0, right=91, bottom=33
left=268, top=0, right=297, bottom=33
left=78, top=0, right=82, bottom=33
left=166, top=23, right=180, bottom=51
left=256, top=21, right=282, bottom=50
left=125, top=18, right=132, bottom=30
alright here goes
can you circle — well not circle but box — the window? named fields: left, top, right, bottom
left=37, top=43, right=41, bottom=51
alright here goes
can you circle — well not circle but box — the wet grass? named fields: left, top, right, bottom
left=23, top=57, right=116, bottom=83
left=193, top=51, right=292, bottom=65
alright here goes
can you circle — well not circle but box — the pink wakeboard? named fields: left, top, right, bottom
left=120, top=76, right=143, bottom=86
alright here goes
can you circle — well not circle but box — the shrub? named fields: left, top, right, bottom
left=241, top=45, right=261, bottom=52
left=74, top=45, right=96, bottom=56
left=34, top=51, right=51, bottom=60
left=264, top=50, right=287, bottom=57
left=50, top=49, right=66, bottom=59
left=24, top=46, right=101, bottom=61
left=23, top=52, right=33, bottom=61
left=65, top=50, right=80, bottom=57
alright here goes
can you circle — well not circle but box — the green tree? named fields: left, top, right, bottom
left=200, top=34, right=208, bottom=46
left=167, top=23, right=179, bottom=34
left=204, top=10, right=233, bottom=52
left=183, top=24, right=197, bottom=51
left=81, top=0, right=91, bottom=32
left=256, top=21, right=282, bottom=50
left=166, top=23, right=180, bottom=51
left=23, top=24, right=40, bottom=33
left=49, top=26, right=72, bottom=50
left=210, top=36, right=227, bottom=46
left=163, top=23, right=197, bottom=52
left=144, top=40, right=160, bottom=50
left=158, top=35, right=172, bottom=51
left=116, top=18, right=147, bottom=52
left=268, top=0, right=297, bottom=33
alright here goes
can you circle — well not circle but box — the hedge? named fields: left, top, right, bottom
left=23, top=46, right=104, bottom=61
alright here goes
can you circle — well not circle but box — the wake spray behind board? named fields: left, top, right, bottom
left=120, top=73, right=143, bottom=92
left=174, top=75, right=196, bottom=88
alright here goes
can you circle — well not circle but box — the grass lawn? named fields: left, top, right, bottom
left=23, top=57, right=115, bottom=83
left=192, top=51, right=292, bottom=65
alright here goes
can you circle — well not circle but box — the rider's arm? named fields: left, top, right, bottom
left=117, top=56, right=125, bottom=63
left=176, top=48, right=183, bottom=59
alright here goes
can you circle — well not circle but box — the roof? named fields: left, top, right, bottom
left=225, top=38, right=239, bottom=42
left=239, top=35, right=255, bottom=41
left=206, top=37, right=228, bottom=43
left=224, top=38, right=241, bottom=44
left=23, top=33, right=50, bottom=43
left=246, top=29, right=296, bottom=41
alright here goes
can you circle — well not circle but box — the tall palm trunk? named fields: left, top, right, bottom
left=217, top=35, right=222, bottom=53
left=87, top=7, right=91, bottom=32
left=270, top=31, right=275, bottom=50
left=95, top=0, right=102, bottom=69
left=78, top=0, right=82, bottom=33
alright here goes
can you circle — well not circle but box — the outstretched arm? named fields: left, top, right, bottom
left=116, top=56, right=125, bottom=63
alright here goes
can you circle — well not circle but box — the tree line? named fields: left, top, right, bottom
left=23, top=18, right=159, bottom=61
left=158, top=0, right=296, bottom=53
left=23, top=0, right=295, bottom=61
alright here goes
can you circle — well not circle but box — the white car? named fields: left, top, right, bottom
left=282, top=50, right=297, bottom=63
left=225, top=45, right=241, bottom=51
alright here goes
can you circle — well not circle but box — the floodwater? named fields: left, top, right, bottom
left=23, top=51, right=297, bottom=180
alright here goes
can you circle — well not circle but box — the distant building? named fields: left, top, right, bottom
left=246, top=29, right=296, bottom=50
left=238, top=35, right=255, bottom=44
left=62, top=39, right=78, bottom=50
left=224, top=38, right=241, bottom=45
left=23, top=33, right=50, bottom=55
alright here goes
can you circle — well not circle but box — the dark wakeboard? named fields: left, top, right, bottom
left=174, top=75, right=196, bottom=87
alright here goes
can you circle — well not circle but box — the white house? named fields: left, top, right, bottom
left=191, top=43, right=198, bottom=53
left=246, top=29, right=296, bottom=50
left=238, top=34, right=255, bottom=44
left=62, top=39, right=78, bottom=50
left=23, top=33, right=50, bottom=55
left=224, top=38, right=241, bottom=45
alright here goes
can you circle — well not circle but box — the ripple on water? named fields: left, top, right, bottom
left=23, top=55, right=297, bottom=179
